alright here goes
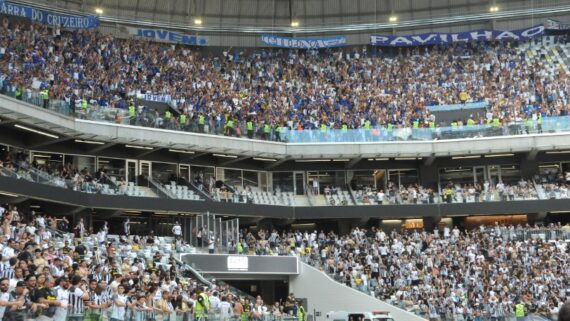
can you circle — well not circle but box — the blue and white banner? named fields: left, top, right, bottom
left=546, top=19, right=570, bottom=30
left=137, top=92, right=172, bottom=103
left=0, top=2, right=99, bottom=28
left=127, top=27, right=208, bottom=46
left=370, top=25, right=544, bottom=47
left=261, top=34, right=347, bottom=49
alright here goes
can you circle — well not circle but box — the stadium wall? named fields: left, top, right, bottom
left=290, top=263, right=427, bottom=321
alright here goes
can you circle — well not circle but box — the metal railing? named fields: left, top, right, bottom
left=2, top=80, right=570, bottom=145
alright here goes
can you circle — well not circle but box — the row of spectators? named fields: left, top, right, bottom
left=0, top=19, right=568, bottom=141
left=238, top=224, right=569, bottom=321
left=0, top=203, right=305, bottom=321
left=352, top=179, right=541, bottom=205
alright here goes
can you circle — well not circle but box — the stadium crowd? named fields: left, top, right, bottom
left=0, top=19, right=569, bottom=140
left=0, top=202, right=309, bottom=321
left=239, top=225, right=570, bottom=321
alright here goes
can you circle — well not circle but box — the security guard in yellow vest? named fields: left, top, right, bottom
left=467, top=117, right=475, bottom=127
left=428, top=120, right=435, bottom=129
left=40, top=88, right=49, bottom=109
left=296, top=301, right=306, bottom=321
left=515, top=302, right=525, bottom=321
left=225, top=118, right=235, bottom=136
left=537, top=114, right=542, bottom=133
left=128, top=104, right=136, bottom=125
left=525, top=117, right=532, bottom=134
left=179, top=113, right=187, bottom=130
left=274, top=123, right=281, bottom=142
left=341, top=122, right=348, bottom=142
left=246, top=119, right=254, bottom=139
left=81, top=99, right=88, bottom=111
left=363, top=119, right=371, bottom=141
left=198, top=113, right=206, bottom=133
left=262, top=122, right=270, bottom=140
left=451, top=120, right=458, bottom=130
left=241, top=298, right=252, bottom=321
left=15, top=87, right=22, bottom=100
left=194, top=287, right=210, bottom=321
left=492, top=117, right=500, bottom=128
left=412, top=119, right=419, bottom=129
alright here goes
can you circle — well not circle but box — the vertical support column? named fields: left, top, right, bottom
left=236, top=217, right=240, bottom=245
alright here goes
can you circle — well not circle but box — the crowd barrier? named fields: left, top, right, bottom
left=17, top=307, right=300, bottom=321
left=0, top=82, right=567, bottom=144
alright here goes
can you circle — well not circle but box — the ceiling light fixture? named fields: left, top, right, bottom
left=14, top=124, right=59, bottom=139
left=125, top=145, right=153, bottom=150
left=75, top=139, right=104, bottom=145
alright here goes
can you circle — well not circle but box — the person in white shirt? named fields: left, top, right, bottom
left=172, top=222, right=182, bottom=239
left=110, top=285, right=128, bottom=321
left=219, top=296, right=232, bottom=321
left=209, top=291, right=221, bottom=312
left=0, top=278, right=23, bottom=319
left=1, top=239, right=16, bottom=263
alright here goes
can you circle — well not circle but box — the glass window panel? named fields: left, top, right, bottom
left=97, top=158, right=125, bottom=181
left=273, top=172, right=294, bottom=193
left=348, top=170, right=385, bottom=190
left=398, top=169, right=418, bottom=186
left=223, top=168, right=242, bottom=189
left=191, top=166, right=216, bottom=188
left=32, top=152, right=63, bottom=174
left=151, top=162, right=177, bottom=183
left=539, top=163, right=560, bottom=182
left=242, top=170, right=259, bottom=190
left=499, top=165, right=520, bottom=185
left=439, top=167, right=474, bottom=188
left=67, top=155, right=95, bottom=175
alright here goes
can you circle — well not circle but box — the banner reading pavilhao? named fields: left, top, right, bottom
left=261, top=34, right=347, bottom=49
left=0, top=2, right=99, bottom=29
left=370, top=25, right=545, bottom=47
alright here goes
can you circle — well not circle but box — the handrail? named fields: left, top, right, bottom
left=176, top=254, right=256, bottom=301
left=173, top=255, right=214, bottom=288
left=26, top=166, right=55, bottom=182
left=346, top=184, right=358, bottom=205
left=182, top=178, right=211, bottom=201
left=305, top=183, right=316, bottom=207
left=147, top=175, right=175, bottom=199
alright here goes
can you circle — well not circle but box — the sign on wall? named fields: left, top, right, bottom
left=126, top=27, right=208, bottom=46
left=0, top=2, right=100, bottom=28
left=227, top=256, right=249, bottom=271
left=261, top=34, right=347, bottom=49
left=546, top=19, right=570, bottom=30
left=370, top=25, right=545, bottom=47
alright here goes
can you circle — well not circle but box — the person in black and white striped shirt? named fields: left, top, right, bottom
left=67, top=276, right=89, bottom=321
left=86, top=279, right=110, bottom=321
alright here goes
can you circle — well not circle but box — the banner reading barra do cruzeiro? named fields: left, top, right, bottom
left=0, top=2, right=99, bottom=28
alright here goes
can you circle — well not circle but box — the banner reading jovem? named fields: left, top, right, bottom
left=125, top=26, right=208, bottom=46
left=370, top=25, right=545, bottom=47
left=0, top=2, right=99, bottom=28
left=261, top=34, right=347, bottom=49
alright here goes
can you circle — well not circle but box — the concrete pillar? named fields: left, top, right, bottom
left=259, top=280, right=275, bottom=304
left=528, top=212, right=547, bottom=225
left=419, top=160, right=438, bottom=189
left=423, top=216, right=441, bottom=232
left=520, top=158, right=539, bottom=180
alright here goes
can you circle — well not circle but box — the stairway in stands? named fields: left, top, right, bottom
left=525, top=36, right=569, bottom=76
